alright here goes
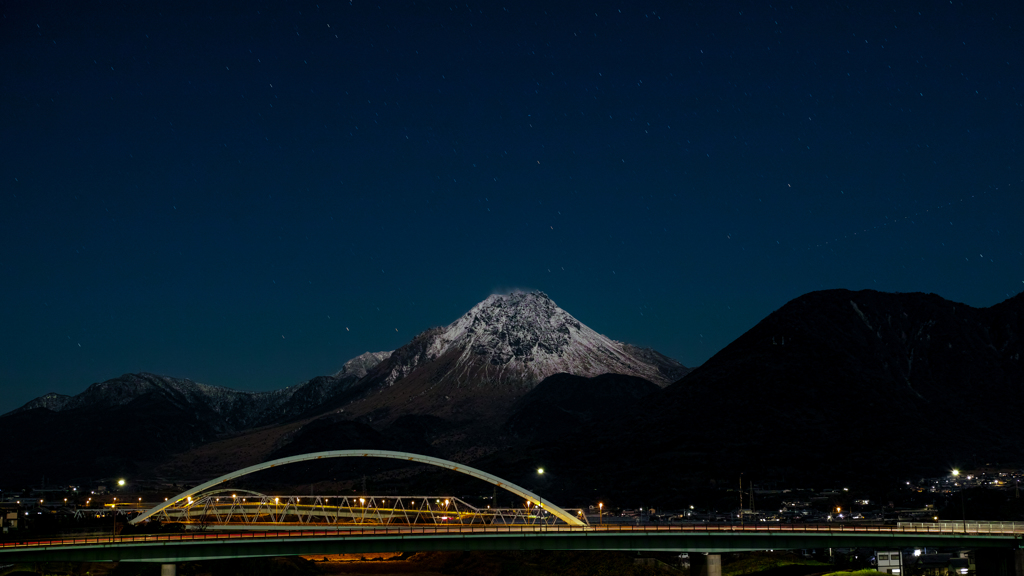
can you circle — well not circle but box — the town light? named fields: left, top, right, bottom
left=118, top=479, right=125, bottom=486
left=537, top=468, right=544, bottom=475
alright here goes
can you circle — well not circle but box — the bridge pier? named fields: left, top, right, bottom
left=160, top=563, right=176, bottom=576
left=690, top=553, right=722, bottom=576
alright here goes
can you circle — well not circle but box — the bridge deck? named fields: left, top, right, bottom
left=2, top=524, right=1022, bottom=563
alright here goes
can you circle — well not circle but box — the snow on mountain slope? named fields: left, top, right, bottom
left=425, top=291, right=687, bottom=387
left=333, top=351, right=394, bottom=379
left=3, top=351, right=393, bottom=429
left=342, top=292, right=689, bottom=422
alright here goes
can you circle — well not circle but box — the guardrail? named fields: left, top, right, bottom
left=2, top=522, right=1022, bottom=551
left=898, top=521, right=1024, bottom=533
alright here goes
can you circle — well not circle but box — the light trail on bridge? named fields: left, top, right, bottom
left=3, top=521, right=1024, bottom=551
left=2, top=522, right=1022, bottom=564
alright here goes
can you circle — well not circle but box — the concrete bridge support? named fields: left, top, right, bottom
left=160, top=564, right=176, bottom=576
left=691, top=553, right=722, bottom=576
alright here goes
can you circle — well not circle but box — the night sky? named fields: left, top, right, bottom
left=2, top=0, right=1021, bottom=415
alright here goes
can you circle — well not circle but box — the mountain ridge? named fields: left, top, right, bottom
left=321, top=291, right=689, bottom=425
left=0, top=292, right=687, bottom=486
left=482, top=288, right=1024, bottom=504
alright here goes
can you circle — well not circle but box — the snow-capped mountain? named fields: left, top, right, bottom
left=333, top=351, right=394, bottom=380
left=0, top=293, right=688, bottom=484
left=433, top=291, right=687, bottom=386
left=0, top=352, right=394, bottom=485
left=4, top=351, right=394, bottom=430
left=341, top=292, right=689, bottom=421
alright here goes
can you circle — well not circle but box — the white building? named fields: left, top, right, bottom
left=877, top=550, right=904, bottom=574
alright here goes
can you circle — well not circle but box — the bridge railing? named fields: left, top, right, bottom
left=898, top=521, right=1024, bottom=534
left=3, top=521, right=1023, bottom=550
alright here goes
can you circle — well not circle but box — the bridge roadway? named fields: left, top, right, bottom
left=1, top=523, right=1021, bottom=563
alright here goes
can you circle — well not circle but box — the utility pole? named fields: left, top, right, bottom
left=739, top=473, right=744, bottom=526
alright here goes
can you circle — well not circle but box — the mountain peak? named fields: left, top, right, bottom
left=350, top=291, right=687, bottom=409
left=333, top=351, right=393, bottom=379
left=426, top=291, right=584, bottom=365
left=458, top=291, right=560, bottom=328
left=334, top=291, right=689, bottom=425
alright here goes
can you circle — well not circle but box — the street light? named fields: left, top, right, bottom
left=535, top=468, right=545, bottom=530
left=599, top=502, right=603, bottom=526
left=111, top=497, right=117, bottom=542
left=952, top=469, right=967, bottom=533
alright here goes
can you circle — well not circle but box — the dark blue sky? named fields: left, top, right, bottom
left=2, top=0, right=1021, bottom=414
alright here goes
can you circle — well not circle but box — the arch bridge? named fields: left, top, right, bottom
left=131, top=450, right=586, bottom=528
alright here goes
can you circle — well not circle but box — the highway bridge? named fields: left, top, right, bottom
left=3, top=451, right=1023, bottom=575
left=2, top=523, right=1023, bottom=563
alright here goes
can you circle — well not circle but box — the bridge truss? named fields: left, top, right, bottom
left=132, top=450, right=587, bottom=527
left=153, top=489, right=584, bottom=528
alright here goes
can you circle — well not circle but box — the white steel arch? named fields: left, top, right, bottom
left=132, top=449, right=584, bottom=526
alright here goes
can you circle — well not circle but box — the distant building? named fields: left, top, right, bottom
left=1, top=502, right=19, bottom=534
left=877, top=550, right=904, bottom=574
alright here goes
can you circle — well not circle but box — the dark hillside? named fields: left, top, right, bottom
left=481, top=290, right=1024, bottom=505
